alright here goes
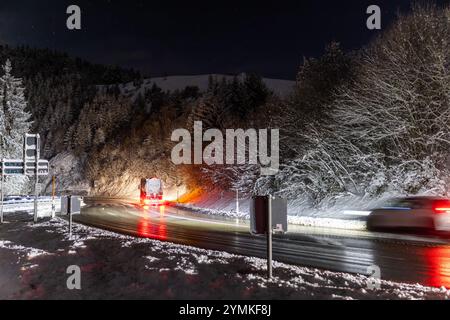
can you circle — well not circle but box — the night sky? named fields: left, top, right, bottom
left=0, top=0, right=448, bottom=79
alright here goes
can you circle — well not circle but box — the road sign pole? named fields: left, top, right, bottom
left=33, top=135, right=40, bottom=223
left=69, top=210, right=73, bottom=239
left=236, top=189, right=239, bottom=215
left=68, top=196, right=74, bottom=238
left=0, top=160, right=3, bottom=224
left=33, top=167, right=38, bottom=223
left=51, top=175, right=55, bottom=218
left=267, top=195, right=273, bottom=279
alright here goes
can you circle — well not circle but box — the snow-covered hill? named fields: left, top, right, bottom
left=116, top=74, right=295, bottom=98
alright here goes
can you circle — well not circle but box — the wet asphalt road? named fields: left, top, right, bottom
left=75, top=198, right=450, bottom=288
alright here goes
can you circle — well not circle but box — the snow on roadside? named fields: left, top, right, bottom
left=174, top=189, right=374, bottom=231
left=176, top=201, right=368, bottom=231
left=28, top=217, right=450, bottom=299
left=287, top=216, right=366, bottom=230
left=1, top=211, right=449, bottom=299
left=0, top=240, right=50, bottom=260
left=2, top=202, right=53, bottom=214
left=174, top=189, right=414, bottom=231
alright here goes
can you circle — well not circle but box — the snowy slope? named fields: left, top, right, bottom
left=1, top=214, right=448, bottom=299
left=41, top=152, right=90, bottom=195
left=117, top=74, right=295, bottom=98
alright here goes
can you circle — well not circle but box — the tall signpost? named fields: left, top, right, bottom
left=0, top=134, right=49, bottom=224
left=35, top=143, right=38, bottom=223
left=35, top=136, right=40, bottom=223
left=51, top=175, right=56, bottom=218
left=0, top=160, right=3, bottom=224
left=24, top=134, right=40, bottom=223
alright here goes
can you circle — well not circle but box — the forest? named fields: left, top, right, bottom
left=0, top=3, right=448, bottom=210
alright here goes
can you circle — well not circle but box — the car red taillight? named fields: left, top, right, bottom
left=433, top=200, right=450, bottom=214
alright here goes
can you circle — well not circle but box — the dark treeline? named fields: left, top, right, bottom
left=2, top=2, right=449, bottom=204
left=0, top=45, right=140, bottom=158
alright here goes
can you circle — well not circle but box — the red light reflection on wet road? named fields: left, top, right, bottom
left=137, top=207, right=167, bottom=240
left=425, top=246, right=450, bottom=288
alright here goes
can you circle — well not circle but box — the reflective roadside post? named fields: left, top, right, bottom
left=70, top=196, right=81, bottom=238
left=62, top=196, right=81, bottom=239
left=69, top=206, right=73, bottom=238
left=250, top=195, right=287, bottom=279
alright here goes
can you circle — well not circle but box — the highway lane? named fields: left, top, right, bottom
left=75, top=198, right=450, bottom=288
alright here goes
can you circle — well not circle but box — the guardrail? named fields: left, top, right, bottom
left=1, top=197, right=59, bottom=206
left=0, top=197, right=62, bottom=223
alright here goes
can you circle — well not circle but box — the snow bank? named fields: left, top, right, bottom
left=0, top=216, right=447, bottom=299
left=0, top=240, right=50, bottom=259
left=176, top=189, right=372, bottom=230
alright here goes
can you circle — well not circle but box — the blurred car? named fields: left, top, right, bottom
left=367, top=196, right=450, bottom=232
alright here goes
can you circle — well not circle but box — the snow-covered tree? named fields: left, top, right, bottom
left=0, top=59, right=32, bottom=194
left=256, top=3, right=450, bottom=207
left=327, top=3, right=450, bottom=196
left=0, top=59, right=32, bottom=157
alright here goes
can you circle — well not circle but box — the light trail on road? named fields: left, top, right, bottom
left=76, top=198, right=450, bottom=288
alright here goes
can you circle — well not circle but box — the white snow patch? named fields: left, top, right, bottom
left=145, top=256, right=160, bottom=263
left=22, top=216, right=450, bottom=299
left=0, top=240, right=50, bottom=259
left=287, top=216, right=366, bottom=230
